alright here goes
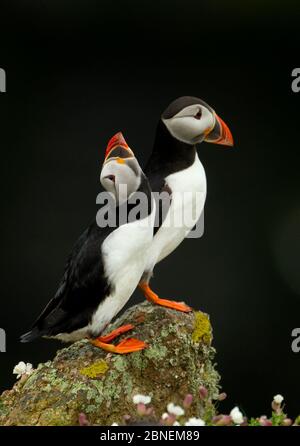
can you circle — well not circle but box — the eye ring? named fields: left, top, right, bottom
left=194, top=109, right=202, bottom=120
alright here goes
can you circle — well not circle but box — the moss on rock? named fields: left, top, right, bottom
left=80, top=360, right=109, bottom=378
left=0, top=302, right=220, bottom=426
left=192, top=311, right=212, bottom=344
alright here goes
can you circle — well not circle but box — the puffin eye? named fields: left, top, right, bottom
left=194, top=109, right=202, bottom=120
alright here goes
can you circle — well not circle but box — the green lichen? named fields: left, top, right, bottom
left=85, top=404, right=98, bottom=414
left=160, top=324, right=178, bottom=338
left=112, top=356, right=127, bottom=372
left=0, top=399, right=8, bottom=418
left=130, top=351, right=147, bottom=370
left=145, top=343, right=168, bottom=360
left=80, top=360, right=109, bottom=378
left=107, top=367, right=133, bottom=397
left=41, top=375, right=70, bottom=393
left=192, top=311, right=212, bottom=344
left=70, top=382, right=95, bottom=396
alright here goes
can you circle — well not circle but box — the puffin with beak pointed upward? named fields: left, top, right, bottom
left=138, top=96, right=234, bottom=311
left=20, top=133, right=155, bottom=354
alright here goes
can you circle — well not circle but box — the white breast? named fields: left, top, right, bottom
left=88, top=205, right=155, bottom=336
left=145, top=154, right=206, bottom=272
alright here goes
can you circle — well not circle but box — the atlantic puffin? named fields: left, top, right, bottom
left=139, top=96, right=233, bottom=312
left=20, top=132, right=155, bottom=354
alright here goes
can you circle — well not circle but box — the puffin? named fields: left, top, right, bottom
left=138, top=96, right=234, bottom=312
left=20, top=132, right=155, bottom=354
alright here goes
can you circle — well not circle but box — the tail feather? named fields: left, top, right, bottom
left=20, top=327, right=43, bottom=343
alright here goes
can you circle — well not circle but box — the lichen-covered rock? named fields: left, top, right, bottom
left=0, top=302, right=220, bottom=426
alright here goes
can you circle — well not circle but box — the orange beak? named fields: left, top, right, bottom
left=104, top=132, right=133, bottom=161
left=205, top=113, right=234, bottom=147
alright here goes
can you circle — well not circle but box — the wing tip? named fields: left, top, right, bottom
left=20, top=328, right=41, bottom=343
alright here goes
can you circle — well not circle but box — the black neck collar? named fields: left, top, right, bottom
left=145, top=120, right=196, bottom=179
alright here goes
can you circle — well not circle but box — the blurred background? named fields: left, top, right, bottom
left=0, top=1, right=299, bottom=418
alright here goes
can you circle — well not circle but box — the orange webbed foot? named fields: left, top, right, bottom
left=91, top=337, right=147, bottom=354
left=154, top=298, right=192, bottom=313
left=97, top=324, right=134, bottom=343
left=139, top=282, right=192, bottom=313
left=113, top=338, right=148, bottom=354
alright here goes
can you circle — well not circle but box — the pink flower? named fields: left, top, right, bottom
left=199, top=386, right=208, bottom=400
left=136, top=403, right=147, bottom=416
left=78, top=413, right=90, bottom=426
left=259, top=416, right=272, bottom=426
left=218, top=392, right=227, bottom=401
left=214, top=415, right=232, bottom=426
left=183, top=394, right=193, bottom=408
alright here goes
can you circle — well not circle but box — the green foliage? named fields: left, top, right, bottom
left=248, top=418, right=261, bottom=426
left=271, top=411, right=286, bottom=426
left=294, top=415, right=300, bottom=425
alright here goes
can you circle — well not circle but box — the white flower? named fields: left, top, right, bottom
left=185, top=417, right=205, bottom=426
left=167, top=403, right=185, bottom=417
left=230, top=406, right=244, bottom=425
left=173, top=421, right=181, bottom=426
left=273, top=394, right=284, bottom=404
left=161, top=412, right=169, bottom=420
left=111, top=422, right=118, bottom=426
left=13, top=361, right=33, bottom=379
left=133, top=394, right=151, bottom=405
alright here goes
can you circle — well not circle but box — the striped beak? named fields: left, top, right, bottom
left=104, top=132, right=134, bottom=162
left=204, top=113, right=234, bottom=147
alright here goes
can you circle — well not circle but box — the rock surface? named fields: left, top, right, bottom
left=0, top=302, right=220, bottom=426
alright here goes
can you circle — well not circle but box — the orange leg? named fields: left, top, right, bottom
left=139, top=282, right=192, bottom=313
left=91, top=337, right=147, bottom=354
left=97, top=324, right=134, bottom=343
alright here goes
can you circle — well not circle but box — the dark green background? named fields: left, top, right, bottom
left=0, top=1, right=299, bottom=418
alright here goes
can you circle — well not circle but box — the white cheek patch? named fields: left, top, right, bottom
left=163, top=105, right=215, bottom=144
left=100, top=160, right=140, bottom=203
left=101, top=161, right=132, bottom=188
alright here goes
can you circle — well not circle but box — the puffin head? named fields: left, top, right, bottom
left=161, top=96, right=233, bottom=147
left=101, top=132, right=142, bottom=204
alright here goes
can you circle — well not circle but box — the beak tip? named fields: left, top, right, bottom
left=115, top=131, right=125, bottom=142
left=225, top=135, right=234, bottom=147
left=206, top=113, right=234, bottom=148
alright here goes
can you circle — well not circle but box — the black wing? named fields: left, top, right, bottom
left=149, top=176, right=172, bottom=235
left=21, top=221, right=113, bottom=342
